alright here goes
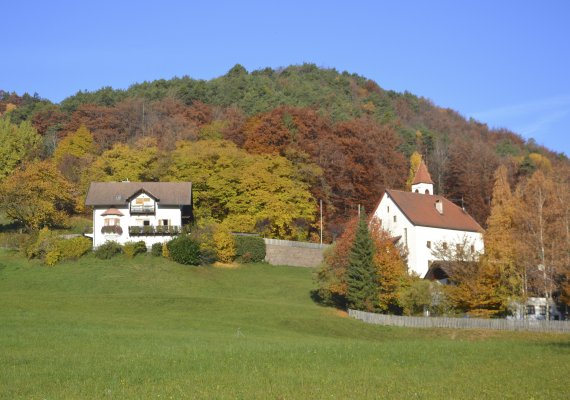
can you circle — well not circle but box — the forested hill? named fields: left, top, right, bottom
left=1, top=64, right=568, bottom=238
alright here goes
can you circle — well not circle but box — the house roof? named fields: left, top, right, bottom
left=85, top=182, right=192, bottom=206
left=412, top=161, right=434, bottom=185
left=383, top=189, right=483, bottom=233
left=101, top=208, right=124, bottom=216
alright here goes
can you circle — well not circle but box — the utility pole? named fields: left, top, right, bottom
left=320, top=199, right=323, bottom=245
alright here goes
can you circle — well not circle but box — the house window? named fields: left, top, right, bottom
left=426, top=241, right=431, bottom=249
left=425, top=189, right=429, bottom=194
left=393, top=215, right=397, bottom=223
left=387, top=206, right=390, bottom=213
left=143, top=220, right=150, bottom=226
left=470, top=245, right=475, bottom=253
left=104, top=218, right=120, bottom=226
left=415, top=189, right=419, bottom=193
left=442, top=242, right=448, bottom=250
left=161, top=219, right=169, bottom=226
left=539, top=306, right=547, bottom=316
left=526, top=305, right=535, bottom=315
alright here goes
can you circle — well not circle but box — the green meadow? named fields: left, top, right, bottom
left=0, top=249, right=568, bottom=399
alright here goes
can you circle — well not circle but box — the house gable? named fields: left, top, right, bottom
left=85, top=182, right=192, bottom=249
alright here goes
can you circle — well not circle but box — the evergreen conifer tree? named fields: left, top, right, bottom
left=346, top=212, right=377, bottom=311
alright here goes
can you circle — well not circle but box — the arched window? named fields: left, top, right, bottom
left=415, top=189, right=419, bottom=193
left=425, top=189, right=429, bottom=194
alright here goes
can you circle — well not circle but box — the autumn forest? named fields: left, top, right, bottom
left=1, top=63, right=569, bottom=309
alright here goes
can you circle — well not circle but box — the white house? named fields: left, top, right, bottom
left=85, top=182, right=193, bottom=248
left=372, top=161, right=484, bottom=278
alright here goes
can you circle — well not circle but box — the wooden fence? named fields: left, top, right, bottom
left=348, top=309, right=570, bottom=333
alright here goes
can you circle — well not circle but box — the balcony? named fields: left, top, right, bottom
left=128, top=225, right=181, bottom=236
left=130, top=204, right=155, bottom=214
left=101, top=225, right=123, bottom=235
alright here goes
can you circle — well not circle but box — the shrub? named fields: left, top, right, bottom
left=189, top=224, right=217, bottom=264
left=0, top=233, right=30, bottom=250
left=151, top=242, right=163, bottom=257
left=55, top=236, right=92, bottom=260
left=94, top=241, right=123, bottom=259
left=167, top=235, right=201, bottom=265
left=123, top=241, right=147, bottom=258
left=25, top=229, right=92, bottom=266
left=234, top=235, right=266, bottom=263
left=162, top=242, right=170, bottom=258
left=213, top=225, right=236, bottom=263
left=45, top=250, right=62, bottom=267
left=25, top=228, right=59, bottom=260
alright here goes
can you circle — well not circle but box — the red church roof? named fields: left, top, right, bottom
left=412, top=161, right=434, bottom=185
left=384, top=189, right=483, bottom=233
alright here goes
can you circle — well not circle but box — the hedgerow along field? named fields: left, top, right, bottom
left=0, top=249, right=568, bottom=399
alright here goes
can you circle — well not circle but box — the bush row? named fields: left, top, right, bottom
left=163, top=228, right=266, bottom=266
left=21, top=225, right=267, bottom=267
left=26, top=228, right=92, bottom=266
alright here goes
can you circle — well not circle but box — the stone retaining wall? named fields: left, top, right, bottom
left=264, top=238, right=330, bottom=268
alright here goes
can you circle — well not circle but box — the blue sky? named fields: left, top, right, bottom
left=2, top=1, right=569, bottom=155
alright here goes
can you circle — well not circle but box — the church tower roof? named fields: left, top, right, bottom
left=412, top=161, right=434, bottom=185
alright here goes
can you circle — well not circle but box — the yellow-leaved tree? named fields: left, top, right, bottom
left=405, top=151, right=422, bottom=191
left=476, top=165, right=522, bottom=316
left=0, top=117, right=41, bottom=181
left=0, top=161, right=75, bottom=231
left=165, top=140, right=316, bottom=240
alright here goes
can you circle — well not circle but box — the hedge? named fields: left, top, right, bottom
left=94, top=241, right=123, bottom=259
left=167, top=235, right=201, bottom=265
left=234, top=235, right=266, bottom=263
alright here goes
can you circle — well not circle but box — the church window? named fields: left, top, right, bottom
left=426, top=241, right=431, bottom=249
left=393, top=215, right=397, bottom=223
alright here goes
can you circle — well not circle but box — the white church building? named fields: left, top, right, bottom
left=372, top=161, right=484, bottom=278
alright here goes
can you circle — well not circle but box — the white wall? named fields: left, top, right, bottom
left=92, top=198, right=183, bottom=248
left=372, top=194, right=484, bottom=278
left=411, top=182, right=433, bottom=195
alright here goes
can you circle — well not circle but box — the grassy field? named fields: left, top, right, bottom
left=0, top=249, right=568, bottom=399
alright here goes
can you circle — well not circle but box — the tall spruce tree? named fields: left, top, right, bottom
left=346, top=212, right=377, bottom=311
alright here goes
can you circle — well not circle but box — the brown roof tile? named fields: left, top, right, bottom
left=101, top=208, right=124, bottom=216
left=85, top=182, right=192, bottom=206
left=385, top=189, right=483, bottom=232
left=412, top=161, right=434, bottom=185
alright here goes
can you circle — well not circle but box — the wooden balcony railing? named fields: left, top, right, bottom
left=128, top=226, right=181, bottom=236
left=130, top=205, right=155, bottom=214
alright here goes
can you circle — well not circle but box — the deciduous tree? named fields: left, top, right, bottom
left=0, top=117, right=41, bottom=180
left=0, top=161, right=75, bottom=231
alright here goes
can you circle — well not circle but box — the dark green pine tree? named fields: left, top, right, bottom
left=346, top=212, right=377, bottom=312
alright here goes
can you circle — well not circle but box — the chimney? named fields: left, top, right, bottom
left=435, top=199, right=443, bottom=214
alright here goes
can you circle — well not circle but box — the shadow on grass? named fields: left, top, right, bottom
left=0, top=221, right=23, bottom=233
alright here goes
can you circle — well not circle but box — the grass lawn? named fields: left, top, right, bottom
left=0, top=249, right=568, bottom=399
